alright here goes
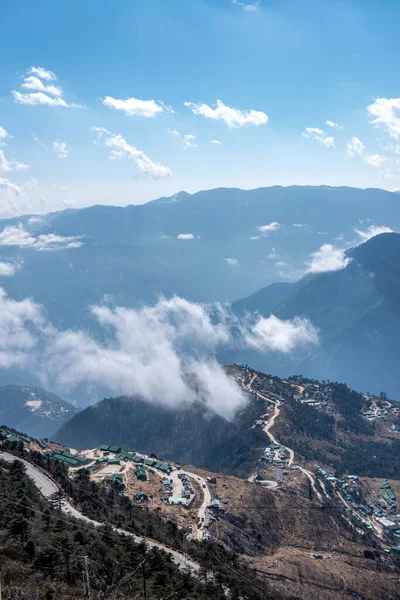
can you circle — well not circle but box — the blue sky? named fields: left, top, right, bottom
left=0, top=0, right=399, bottom=215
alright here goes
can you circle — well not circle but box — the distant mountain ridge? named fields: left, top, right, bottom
left=0, top=385, right=79, bottom=438
left=230, top=232, right=400, bottom=399
left=1, top=186, right=399, bottom=332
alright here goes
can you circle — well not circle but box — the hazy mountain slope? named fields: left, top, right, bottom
left=228, top=233, right=400, bottom=398
left=1, top=186, right=399, bottom=331
left=56, top=394, right=268, bottom=477
left=0, top=385, right=79, bottom=438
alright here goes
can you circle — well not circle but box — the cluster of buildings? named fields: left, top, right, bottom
left=163, top=472, right=195, bottom=507
left=293, top=384, right=332, bottom=410
left=262, top=444, right=288, bottom=467
left=315, top=464, right=400, bottom=539
left=362, top=400, right=400, bottom=422
left=46, top=449, right=89, bottom=469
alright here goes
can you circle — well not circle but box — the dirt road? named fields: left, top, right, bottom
left=0, top=451, right=200, bottom=572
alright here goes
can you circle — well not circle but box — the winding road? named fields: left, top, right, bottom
left=244, top=374, right=324, bottom=496
left=0, top=451, right=200, bottom=572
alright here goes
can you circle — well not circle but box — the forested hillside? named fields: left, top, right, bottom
left=0, top=453, right=283, bottom=600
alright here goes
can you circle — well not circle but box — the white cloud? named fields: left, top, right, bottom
left=249, top=236, right=260, bottom=240
left=0, top=223, right=83, bottom=251
left=0, top=149, right=29, bottom=172
left=184, top=99, right=268, bottom=128
left=306, top=244, right=351, bottom=273
left=232, top=0, right=260, bottom=11
left=53, top=140, right=68, bottom=158
left=225, top=257, right=238, bottom=265
left=364, top=153, right=388, bottom=168
left=40, top=296, right=244, bottom=419
left=346, top=137, right=365, bottom=157
left=257, top=221, right=280, bottom=235
left=326, top=120, right=341, bottom=128
left=266, top=248, right=278, bottom=259
left=12, top=66, right=82, bottom=108
left=0, top=126, right=11, bottom=143
left=275, top=261, right=288, bottom=267
left=302, top=127, right=335, bottom=148
left=39, top=296, right=319, bottom=418
left=368, top=98, right=400, bottom=147
left=28, top=216, right=43, bottom=224
left=244, top=314, right=319, bottom=353
left=0, top=285, right=321, bottom=419
left=21, top=76, right=62, bottom=97
left=346, top=137, right=389, bottom=170
left=0, top=177, right=21, bottom=196
left=183, top=134, right=196, bottom=148
left=92, top=128, right=172, bottom=179
left=211, top=139, right=222, bottom=145
left=28, top=66, right=56, bottom=81
left=177, top=233, right=194, bottom=240
left=12, top=91, right=71, bottom=107
left=355, top=224, right=393, bottom=242
left=103, top=96, right=166, bottom=118
left=292, top=223, right=304, bottom=228
left=0, top=262, right=19, bottom=276
left=0, top=287, right=43, bottom=368
left=169, top=130, right=197, bottom=148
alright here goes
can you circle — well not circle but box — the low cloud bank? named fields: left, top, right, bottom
left=0, top=291, right=319, bottom=419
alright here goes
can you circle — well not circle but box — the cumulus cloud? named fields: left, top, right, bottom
left=0, top=262, right=19, bottom=276
left=346, top=137, right=365, bottom=157
left=169, top=130, right=197, bottom=148
left=293, top=223, right=304, bottom=228
left=103, top=96, right=168, bottom=118
left=0, top=149, right=29, bottom=172
left=211, top=139, right=222, bottom=145
left=364, top=153, right=387, bottom=168
left=0, top=223, right=83, bottom=251
left=346, top=137, right=389, bottom=170
left=0, top=286, right=320, bottom=419
left=0, top=177, right=20, bottom=196
left=257, top=221, right=280, bottom=235
left=302, top=127, right=335, bottom=148
left=244, top=314, right=319, bottom=353
left=92, top=128, right=172, bottom=179
left=306, top=244, right=351, bottom=273
left=368, top=98, right=400, bottom=148
left=0, top=126, right=11, bottom=143
left=177, top=233, right=194, bottom=240
left=184, top=99, right=268, bottom=128
left=0, top=287, right=43, bottom=368
left=28, top=66, right=56, bottom=81
left=40, top=296, right=244, bottom=419
left=232, top=0, right=260, bottom=11
left=28, top=216, right=43, bottom=224
left=21, top=76, right=62, bottom=97
left=39, top=297, right=318, bottom=418
left=12, top=66, right=82, bottom=108
left=225, top=257, right=238, bottom=265
left=355, top=224, right=393, bottom=242
left=53, top=140, right=68, bottom=158
left=0, top=178, right=23, bottom=218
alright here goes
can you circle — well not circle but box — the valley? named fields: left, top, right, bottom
left=1, top=362, right=399, bottom=600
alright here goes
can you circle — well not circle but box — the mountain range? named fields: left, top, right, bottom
left=0, top=384, right=78, bottom=438
left=228, top=232, right=400, bottom=399
left=0, top=185, right=399, bottom=404
left=1, top=185, right=398, bottom=330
